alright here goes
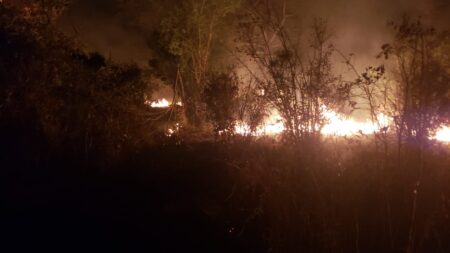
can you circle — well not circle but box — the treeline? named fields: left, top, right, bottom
left=1, top=1, right=448, bottom=151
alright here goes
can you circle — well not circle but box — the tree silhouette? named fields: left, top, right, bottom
left=203, top=70, right=239, bottom=136
left=237, top=1, right=351, bottom=142
left=379, top=16, right=450, bottom=149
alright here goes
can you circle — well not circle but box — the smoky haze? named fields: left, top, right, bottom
left=58, top=0, right=449, bottom=65
left=57, top=0, right=449, bottom=99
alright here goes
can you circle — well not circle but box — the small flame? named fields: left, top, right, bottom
left=149, top=99, right=182, bottom=108
left=150, top=98, right=170, bottom=108
left=433, top=126, right=450, bottom=143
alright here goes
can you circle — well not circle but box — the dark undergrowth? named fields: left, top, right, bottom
left=2, top=123, right=450, bottom=252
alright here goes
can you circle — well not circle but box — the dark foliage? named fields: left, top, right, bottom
left=0, top=2, right=155, bottom=163
left=203, top=71, right=240, bottom=135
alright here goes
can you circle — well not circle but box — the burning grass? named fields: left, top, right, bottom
left=153, top=100, right=449, bottom=143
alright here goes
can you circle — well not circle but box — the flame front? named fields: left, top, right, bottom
left=320, top=107, right=390, bottom=136
left=153, top=100, right=448, bottom=143
left=235, top=107, right=391, bottom=137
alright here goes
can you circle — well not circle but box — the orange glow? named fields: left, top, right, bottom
left=234, top=110, right=284, bottom=136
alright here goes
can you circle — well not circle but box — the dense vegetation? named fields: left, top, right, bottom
left=1, top=1, right=449, bottom=252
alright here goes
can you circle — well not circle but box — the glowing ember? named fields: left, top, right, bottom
left=149, top=98, right=182, bottom=108
left=433, top=126, right=450, bottom=143
left=166, top=123, right=181, bottom=137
